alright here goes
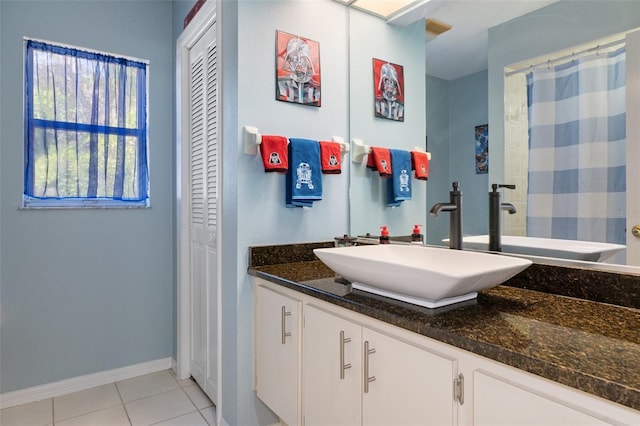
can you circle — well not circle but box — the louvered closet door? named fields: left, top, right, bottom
left=188, top=20, right=219, bottom=404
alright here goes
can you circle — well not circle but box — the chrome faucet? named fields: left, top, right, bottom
left=429, top=181, right=462, bottom=250
left=488, top=184, right=517, bottom=252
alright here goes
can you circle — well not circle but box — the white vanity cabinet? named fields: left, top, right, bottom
left=254, top=284, right=302, bottom=426
left=472, top=370, right=610, bottom=425
left=467, top=364, right=640, bottom=426
left=303, top=304, right=457, bottom=426
left=360, top=326, right=457, bottom=426
left=303, top=304, right=362, bottom=426
left=253, top=279, right=640, bottom=426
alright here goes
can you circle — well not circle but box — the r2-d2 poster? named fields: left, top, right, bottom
left=276, top=30, right=321, bottom=107
left=373, top=58, right=404, bottom=122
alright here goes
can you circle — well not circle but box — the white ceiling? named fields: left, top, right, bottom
left=390, top=0, right=559, bottom=81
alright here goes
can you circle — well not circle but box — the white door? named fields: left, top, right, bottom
left=626, top=30, right=640, bottom=266
left=473, top=371, right=610, bottom=425
left=187, top=20, right=219, bottom=403
left=361, top=328, right=457, bottom=426
left=303, top=305, right=362, bottom=426
left=255, top=285, right=301, bottom=426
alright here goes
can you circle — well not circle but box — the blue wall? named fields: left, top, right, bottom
left=426, top=70, right=488, bottom=245
left=235, top=1, right=350, bottom=423
left=0, top=0, right=175, bottom=393
left=348, top=10, right=427, bottom=238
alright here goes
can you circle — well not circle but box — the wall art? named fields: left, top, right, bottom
left=475, top=124, right=489, bottom=174
left=373, top=58, right=404, bottom=122
left=275, top=30, right=321, bottom=107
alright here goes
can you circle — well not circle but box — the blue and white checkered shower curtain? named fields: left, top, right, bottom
left=526, top=47, right=626, bottom=244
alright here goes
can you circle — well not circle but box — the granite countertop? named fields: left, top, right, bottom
left=248, top=242, right=640, bottom=412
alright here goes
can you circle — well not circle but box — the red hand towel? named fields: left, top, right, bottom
left=411, top=151, right=429, bottom=180
left=366, top=147, right=392, bottom=177
left=319, top=141, right=342, bottom=174
left=259, top=135, right=289, bottom=173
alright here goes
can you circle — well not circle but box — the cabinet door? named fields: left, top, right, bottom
left=362, top=328, right=457, bottom=426
left=255, top=285, right=301, bottom=426
left=473, top=370, right=610, bottom=425
left=303, top=305, right=362, bottom=426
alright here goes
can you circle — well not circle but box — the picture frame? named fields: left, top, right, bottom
left=373, top=58, right=404, bottom=122
left=275, top=30, right=321, bottom=107
left=475, top=124, right=489, bottom=174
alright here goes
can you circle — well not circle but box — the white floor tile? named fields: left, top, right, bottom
left=151, top=411, right=207, bottom=426
left=125, top=389, right=196, bottom=426
left=0, top=398, right=52, bottom=426
left=199, top=406, right=216, bottom=426
left=183, top=385, right=213, bottom=410
left=117, top=370, right=179, bottom=403
left=54, top=384, right=121, bottom=422
left=55, top=405, right=130, bottom=426
left=177, top=377, right=197, bottom=388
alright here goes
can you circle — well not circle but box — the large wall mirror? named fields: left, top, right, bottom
left=348, top=0, right=640, bottom=272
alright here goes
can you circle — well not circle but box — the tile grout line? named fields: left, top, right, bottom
left=114, top=380, right=133, bottom=426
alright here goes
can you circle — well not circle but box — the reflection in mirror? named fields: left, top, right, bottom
left=415, top=0, right=640, bottom=268
left=348, top=9, right=427, bottom=239
left=489, top=1, right=640, bottom=267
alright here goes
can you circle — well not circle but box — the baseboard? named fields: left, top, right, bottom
left=171, top=357, right=177, bottom=376
left=0, top=357, right=172, bottom=409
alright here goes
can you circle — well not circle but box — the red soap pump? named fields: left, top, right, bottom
left=411, top=224, right=424, bottom=245
left=379, top=226, right=391, bottom=244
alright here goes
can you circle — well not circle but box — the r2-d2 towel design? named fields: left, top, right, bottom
left=387, top=149, right=412, bottom=207
left=399, top=169, right=410, bottom=192
left=296, top=162, right=314, bottom=190
left=286, top=138, right=323, bottom=207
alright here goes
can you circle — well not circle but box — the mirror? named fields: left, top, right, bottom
left=348, top=0, right=640, bottom=271
left=348, top=10, right=427, bottom=239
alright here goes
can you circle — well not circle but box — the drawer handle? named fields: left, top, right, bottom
left=364, top=340, right=376, bottom=393
left=281, top=306, right=291, bottom=344
left=340, top=331, right=352, bottom=379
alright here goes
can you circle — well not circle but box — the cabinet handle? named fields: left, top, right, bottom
left=281, top=306, right=291, bottom=344
left=363, top=340, right=376, bottom=393
left=340, top=331, right=352, bottom=379
left=454, top=373, right=465, bottom=405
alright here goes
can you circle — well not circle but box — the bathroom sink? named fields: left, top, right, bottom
left=461, top=235, right=626, bottom=262
left=313, top=245, right=532, bottom=308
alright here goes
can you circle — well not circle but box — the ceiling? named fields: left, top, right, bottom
left=389, top=0, right=559, bottom=81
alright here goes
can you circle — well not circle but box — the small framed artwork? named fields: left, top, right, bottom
left=373, top=58, right=404, bottom=122
left=275, top=30, right=321, bottom=107
left=475, top=124, right=489, bottom=174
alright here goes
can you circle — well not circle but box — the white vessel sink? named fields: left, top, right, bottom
left=461, top=235, right=626, bottom=262
left=314, top=245, right=532, bottom=308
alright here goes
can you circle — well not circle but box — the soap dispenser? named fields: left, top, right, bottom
left=379, top=226, right=390, bottom=244
left=411, top=224, right=423, bottom=245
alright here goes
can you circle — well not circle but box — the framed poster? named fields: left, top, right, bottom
left=373, top=58, right=404, bottom=122
left=475, top=124, right=489, bottom=174
left=275, top=30, right=321, bottom=107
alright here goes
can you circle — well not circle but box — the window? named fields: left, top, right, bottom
left=24, top=39, right=149, bottom=208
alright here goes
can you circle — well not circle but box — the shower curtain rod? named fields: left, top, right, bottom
left=505, top=38, right=626, bottom=77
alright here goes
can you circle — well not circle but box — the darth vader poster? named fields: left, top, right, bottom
left=373, top=58, right=404, bottom=122
left=276, top=30, right=321, bottom=107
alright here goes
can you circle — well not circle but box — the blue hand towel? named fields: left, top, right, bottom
left=387, top=149, right=412, bottom=207
left=286, top=138, right=323, bottom=208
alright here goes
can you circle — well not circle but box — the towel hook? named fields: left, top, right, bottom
left=351, top=138, right=371, bottom=164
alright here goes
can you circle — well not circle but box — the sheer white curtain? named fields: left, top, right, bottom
left=24, top=39, right=148, bottom=205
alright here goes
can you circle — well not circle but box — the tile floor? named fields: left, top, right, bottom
left=0, top=370, right=216, bottom=426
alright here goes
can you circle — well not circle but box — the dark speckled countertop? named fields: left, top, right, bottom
left=248, top=242, right=640, bottom=412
